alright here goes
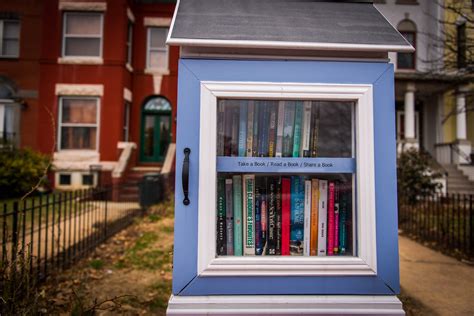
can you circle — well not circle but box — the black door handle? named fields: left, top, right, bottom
left=182, top=148, right=191, bottom=205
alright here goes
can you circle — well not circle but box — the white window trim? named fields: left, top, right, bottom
left=198, top=81, right=377, bottom=277
left=0, top=19, right=20, bottom=58
left=55, top=83, right=104, bottom=96
left=58, top=96, right=100, bottom=152
left=58, top=2, right=107, bottom=12
left=143, top=17, right=171, bottom=27
left=126, top=20, right=133, bottom=69
left=396, top=110, right=419, bottom=142
left=146, top=27, right=169, bottom=75
left=61, top=11, right=104, bottom=60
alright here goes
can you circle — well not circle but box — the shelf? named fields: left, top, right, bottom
left=216, top=157, right=355, bottom=174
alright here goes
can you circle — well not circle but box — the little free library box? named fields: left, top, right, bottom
left=167, top=0, right=413, bottom=314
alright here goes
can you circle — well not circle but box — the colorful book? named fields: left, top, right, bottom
left=231, top=107, right=239, bottom=156
left=334, top=182, right=340, bottom=254
left=259, top=102, right=270, bottom=157
left=292, top=101, right=303, bottom=157
left=252, top=103, right=260, bottom=157
left=255, top=179, right=263, bottom=255
left=275, top=101, right=285, bottom=157
left=275, top=177, right=282, bottom=255
left=303, top=180, right=312, bottom=256
left=216, top=177, right=226, bottom=256
left=327, top=181, right=335, bottom=256
left=281, top=177, right=291, bottom=255
left=225, top=178, right=234, bottom=255
left=338, top=182, right=348, bottom=255
left=268, top=102, right=277, bottom=157
left=261, top=180, right=268, bottom=255
left=232, top=175, right=243, bottom=256
left=238, top=102, right=248, bottom=157
left=243, top=174, right=255, bottom=255
left=217, top=101, right=225, bottom=156
left=317, top=180, right=328, bottom=256
left=266, top=177, right=277, bottom=255
left=282, top=102, right=295, bottom=157
left=310, top=179, right=319, bottom=256
left=290, top=176, right=304, bottom=255
left=224, top=105, right=233, bottom=156
left=246, top=101, right=254, bottom=157
left=310, top=102, right=320, bottom=157
left=300, top=101, right=312, bottom=157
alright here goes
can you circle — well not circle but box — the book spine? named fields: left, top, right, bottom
left=334, top=182, right=340, bottom=254
left=281, top=177, right=291, bottom=255
left=217, top=101, right=225, bottom=156
left=243, top=174, right=255, bottom=255
left=292, top=101, right=303, bottom=157
left=232, top=175, right=243, bottom=256
left=310, top=102, right=320, bottom=157
left=261, top=178, right=268, bottom=255
left=317, top=180, right=328, bottom=256
left=266, top=177, right=277, bottom=255
left=216, top=177, right=226, bottom=255
left=238, top=102, right=247, bottom=157
left=275, top=177, right=282, bottom=255
left=224, top=104, right=233, bottom=156
left=301, top=101, right=312, bottom=157
left=246, top=101, right=254, bottom=157
left=310, top=179, right=319, bottom=256
left=252, top=103, right=260, bottom=157
left=303, top=180, right=312, bottom=256
left=290, top=176, right=304, bottom=256
left=282, top=102, right=295, bottom=157
left=339, top=182, right=348, bottom=255
left=225, top=178, right=234, bottom=255
left=255, top=180, right=262, bottom=255
left=268, top=103, right=277, bottom=157
left=231, top=107, right=239, bottom=156
left=275, top=101, right=285, bottom=158
left=327, top=181, right=335, bottom=256
left=259, top=102, right=270, bottom=157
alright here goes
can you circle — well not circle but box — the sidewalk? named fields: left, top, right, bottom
left=399, top=235, right=474, bottom=316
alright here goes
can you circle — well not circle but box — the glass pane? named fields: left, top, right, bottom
left=149, top=27, right=168, bottom=48
left=148, top=50, right=167, bottom=68
left=216, top=173, right=354, bottom=257
left=4, top=21, right=20, bottom=39
left=2, top=39, right=19, bottom=56
left=65, top=38, right=100, bottom=56
left=65, top=13, right=101, bottom=35
left=158, top=115, right=170, bottom=157
left=62, top=99, right=97, bottom=124
left=61, top=127, right=96, bottom=149
left=217, top=99, right=354, bottom=158
left=143, top=115, right=155, bottom=156
left=397, top=52, right=415, bottom=69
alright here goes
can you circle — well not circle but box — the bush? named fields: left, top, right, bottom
left=0, top=148, right=50, bottom=199
left=397, top=149, right=442, bottom=204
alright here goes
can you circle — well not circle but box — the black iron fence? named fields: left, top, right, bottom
left=0, top=182, right=142, bottom=307
left=399, top=193, right=474, bottom=261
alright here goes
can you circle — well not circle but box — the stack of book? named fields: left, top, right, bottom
left=216, top=175, right=353, bottom=257
left=217, top=100, right=320, bottom=158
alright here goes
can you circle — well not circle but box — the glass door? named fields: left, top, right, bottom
left=140, top=113, right=171, bottom=162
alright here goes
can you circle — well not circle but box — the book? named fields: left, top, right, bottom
left=334, top=182, right=340, bottom=254
left=238, top=102, right=247, bottom=157
left=281, top=177, right=291, bottom=255
left=338, top=182, right=348, bottom=255
left=310, top=179, right=319, bottom=256
left=266, top=177, right=277, bottom=255
left=300, top=101, right=312, bottom=157
left=261, top=179, right=268, bottom=255
left=225, top=178, right=234, bottom=255
left=216, top=177, right=226, bottom=256
left=231, top=107, right=239, bottom=156
left=232, top=175, right=243, bottom=256
left=217, top=101, right=225, bottom=156
left=310, top=102, right=320, bottom=157
left=317, top=180, right=328, bottom=256
left=246, top=101, right=254, bottom=157
left=327, top=181, right=335, bottom=256
left=255, top=180, right=262, bottom=255
left=282, top=102, right=295, bottom=157
left=275, top=101, right=285, bottom=158
left=268, top=102, right=277, bottom=157
left=252, top=103, right=260, bottom=157
left=303, top=179, right=312, bottom=256
left=259, top=102, right=270, bottom=157
left=224, top=105, right=233, bottom=156
left=243, top=174, right=255, bottom=255
left=290, top=176, right=304, bottom=255
left=275, top=177, right=282, bottom=255
left=292, top=101, right=303, bottom=157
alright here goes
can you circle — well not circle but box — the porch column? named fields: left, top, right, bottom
left=403, top=82, right=417, bottom=150
left=454, top=86, right=471, bottom=164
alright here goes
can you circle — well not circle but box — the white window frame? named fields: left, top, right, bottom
left=126, top=20, right=133, bottom=70
left=396, top=110, right=419, bottom=142
left=146, top=27, right=169, bottom=73
left=58, top=96, right=100, bottom=152
left=198, top=81, right=377, bottom=277
left=0, top=19, right=20, bottom=58
left=61, top=11, right=104, bottom=59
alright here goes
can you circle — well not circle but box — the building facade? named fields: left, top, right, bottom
left=375, top=0, right=474, bottom=193
left=0, top=0, right=178, bottom=189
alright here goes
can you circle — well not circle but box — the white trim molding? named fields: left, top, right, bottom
left=55, top=84, right=104, bottom=96
left=167, top=295, right=405, bottom=315
left=126, top=7, right=135, bottom=23
left=198, top=81, right=377, bottom=277
left=58, top=57, right=104, bottom=65
left=58, top=1, right=106, bottom=11
left=144, top=17, right=172, bottom=27
left=123, top=87, right=132, bottom=102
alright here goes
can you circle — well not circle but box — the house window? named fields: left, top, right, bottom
left=126, top=21, right=133, bottom=66
left=397, top=20, right=417, bottom=70
left=59, top=97, right=99, bottom=150
left=0, top=19, right=20, bottom=58
left=82, top=174, right=94, bottom=186
left=457, top=21, right=466, bottom=69
left=147, top=27, right=168, bottom=70
left=59, top=174, right=72, bottom=186
left=62, top=12, right=103, bottom=57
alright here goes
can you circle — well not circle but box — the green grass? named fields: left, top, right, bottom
left=89, top=259, right=104, bottom=270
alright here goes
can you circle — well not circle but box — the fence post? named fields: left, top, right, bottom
left=470, top=195, right=473, bottom=258
left=11, top=202, right=19, bottom=263
left=104, top=187, right=108, bottom=239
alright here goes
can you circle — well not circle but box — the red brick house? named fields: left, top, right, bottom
left=0, top=0, right=178, bottom=189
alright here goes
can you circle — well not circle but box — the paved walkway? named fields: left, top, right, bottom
left=399, top=235, right=474, bottom=316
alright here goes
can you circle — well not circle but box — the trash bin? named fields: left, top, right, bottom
left=139, top=173, right=163, bottom=208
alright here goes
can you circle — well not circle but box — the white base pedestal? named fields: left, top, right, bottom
left=167, top=295, right=405, bottom=315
